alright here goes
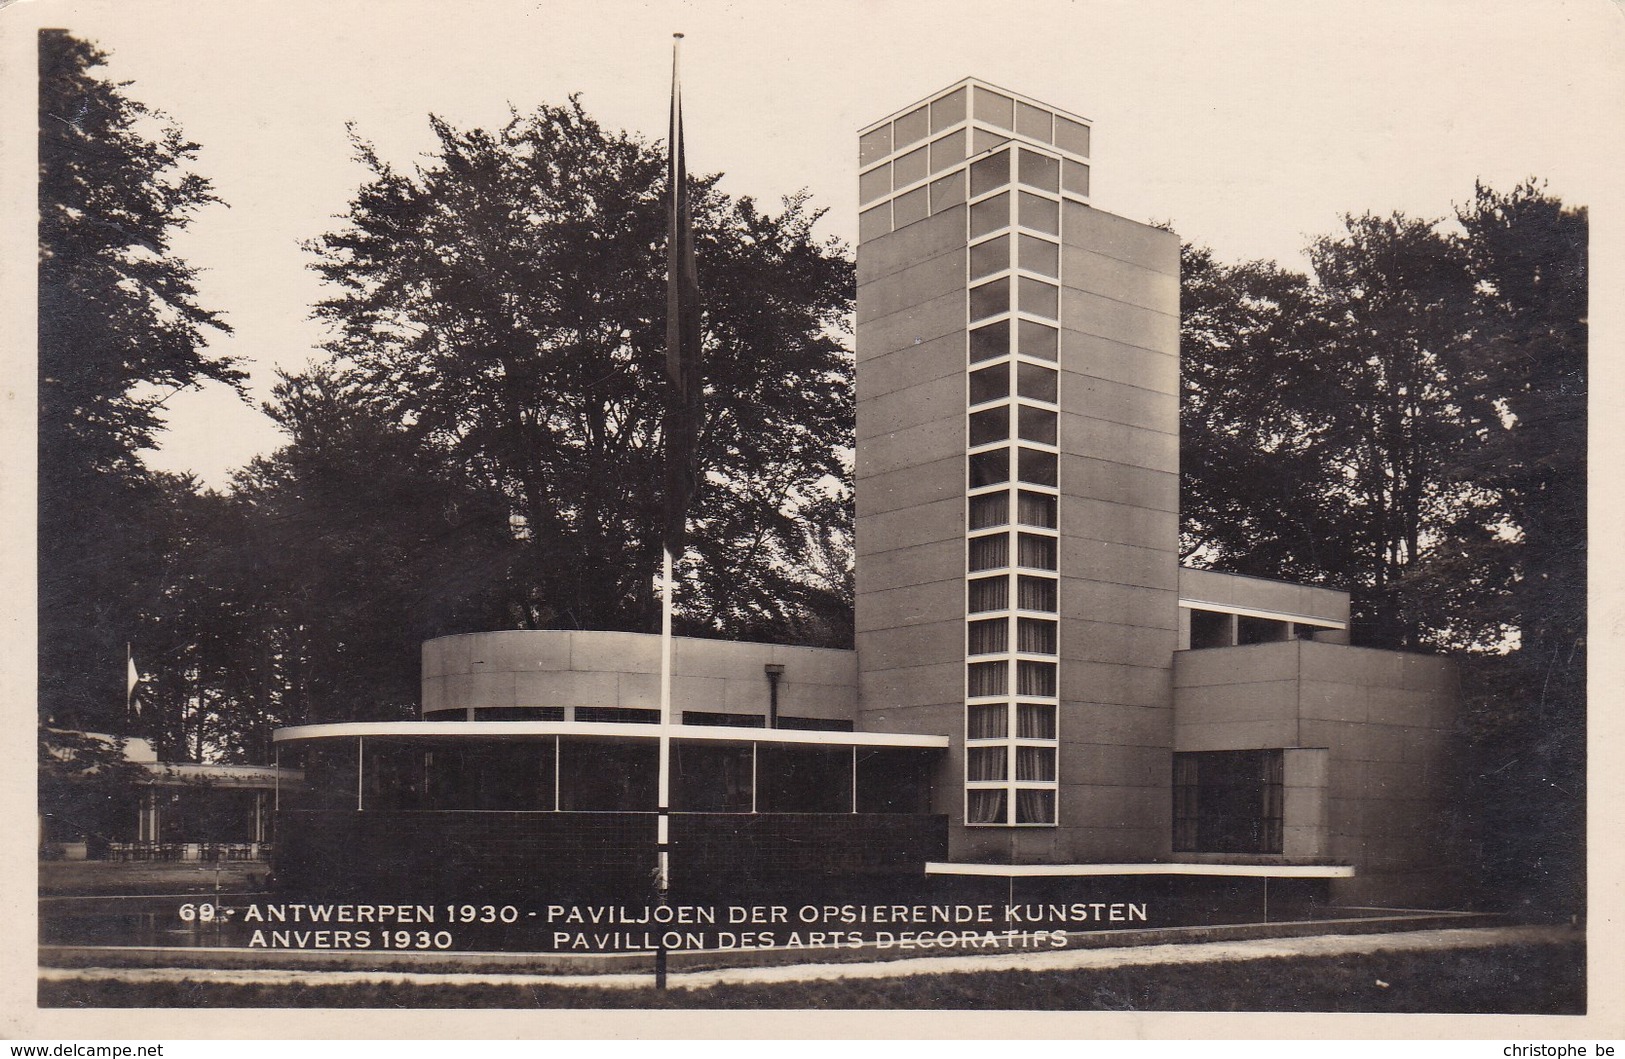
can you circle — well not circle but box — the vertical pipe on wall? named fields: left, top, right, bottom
left=356, top=736, right=364, bottom=813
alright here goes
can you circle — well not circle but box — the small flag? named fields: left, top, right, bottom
left=126, top=645, right=141, bottom=718
left=663, top=33, right=704, bottom=562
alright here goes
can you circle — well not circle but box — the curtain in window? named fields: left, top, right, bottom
left=1017, top=703, right=1055, bottom=739
left=1017, top=660, right=1056, bottom=696
left=968, top=703, right=1008, bottom=740
left=967, top=746, right=1008, bottom=781
left=968, top=618, right=1008, bottom=655
left=1018, top=618, right=1057, bottom=654
left=967, top=660, right=1008, bottom=698
left=1016, top=746, right=1055, bottom=781
left=1017, top=576, right=1057, bottom=611
left=1015, top=789, right=1054, bottom=824
left=969, top=576, right=1009, bottom=612
left=1017, top=533, right=1056, bottom=569
left=967, top=789, right=1007, bottom=825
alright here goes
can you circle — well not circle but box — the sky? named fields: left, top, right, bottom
left=8, top=0, right=1623, bottom=487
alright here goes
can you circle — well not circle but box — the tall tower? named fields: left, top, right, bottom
left=854, top=79, right=1180, bottom=864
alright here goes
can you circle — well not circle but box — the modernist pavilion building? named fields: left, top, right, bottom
left=271, top=80, right=1462, bottom=917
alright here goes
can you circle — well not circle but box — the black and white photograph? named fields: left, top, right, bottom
left=5, top=0, right=1619, bottom=1039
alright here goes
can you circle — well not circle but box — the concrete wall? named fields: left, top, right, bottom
left=1173, top=640, right=1462, bottom=906
left=853, top=114, right=1181, bottom=862
left=1045, top=205, right=1181, bottom=866
left=422, top=631, right=857, bottom=724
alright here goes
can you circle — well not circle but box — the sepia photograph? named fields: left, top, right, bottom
left=5, top=0, right=1620, bottom=1039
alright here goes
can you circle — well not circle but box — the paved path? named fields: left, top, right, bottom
left=40, top=925, right=1577, bottom=992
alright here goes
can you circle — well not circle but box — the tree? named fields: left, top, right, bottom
left=306, top=100, right=855, bottom=644
left=1409, top=182, right=1587, bottom=916
left=38, top=30, right=242, bottom=732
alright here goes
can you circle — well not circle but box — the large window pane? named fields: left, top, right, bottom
left=969, top=448, right=1009, bottom=488
left=967, top=660, right=1008, bottom=698
left=969, top=320, right=1009, bottom=363
left=968, top=746, right=1008, bottom=781
left=1017, top=533, right=1057, bottom=569
left=968, top=703, right=1008, bottom=740
left=970, top=149, right=1010, bottom=197
left=1017, top=362, right=1058, bottom=403
left=970, top=406, right=1009, bottom=446
left=967, top=789, right=1007, bottom=825
left=968, top=617, right=1008, bottom=655
left=1017, top=575, right=1057, bottom=611
left=1019, top=191, right=1060, bottom=235
left=969, top=277, right=1009, bottom=321
left=969, top=363, right=1009, bottom=405
left=969, top=192, right=1010, bottom=239
left=969, top=235, right=1009, bottom=280
left=968, top=533, right=1010, bottom=572
left=968, top=575, right=1009, bottom=613
left=1017, top=447, right=1057, bottom=486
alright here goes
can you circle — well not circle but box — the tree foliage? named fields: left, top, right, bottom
left=1181, top=182, right=1587, bottom=913
left=303, top=100, right=855, bottom=643
left=38, top=30, right=241, bottom=732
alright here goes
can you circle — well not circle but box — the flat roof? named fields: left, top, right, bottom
left=926, top=861, right=1355, bottom=879
left=273, top=720, right=949, bottom=751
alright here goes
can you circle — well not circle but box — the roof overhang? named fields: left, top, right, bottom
left=926, top=861, right=1355, bottom=879
left=272, top=720, right=949, bottom=751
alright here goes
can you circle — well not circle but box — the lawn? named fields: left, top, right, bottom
left=39, top=940, right=1584, bottom=1013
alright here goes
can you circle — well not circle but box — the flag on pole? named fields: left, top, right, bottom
left=663, top=33, right=703, bottom=562
left=126, top=644, right=141, bottom=718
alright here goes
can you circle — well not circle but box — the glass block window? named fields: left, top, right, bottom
left=1017, top=703, right=1056, bottom=739
left=1017, top=533, right=1057, bottom=570
left=968, top=702, right=1008, bottom=740
left=968, top=576, right=1009, bottom=613
left=1017, top=575, right=1057, bottom=612
left=968, top=534, right=1010, bottom=572
left=967, top=660, right=1008, bottom=698
left=968, top=490, right=1009, bottom=530
left=969, top=320, right=1009, bottom=363
left=968, top=617, right=1008, bottom=656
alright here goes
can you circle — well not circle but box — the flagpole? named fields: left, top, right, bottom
left=653, top=30, right=688, bottom=993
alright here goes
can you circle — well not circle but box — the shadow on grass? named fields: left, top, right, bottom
left=40, top=941, right=1584, bottom=1013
